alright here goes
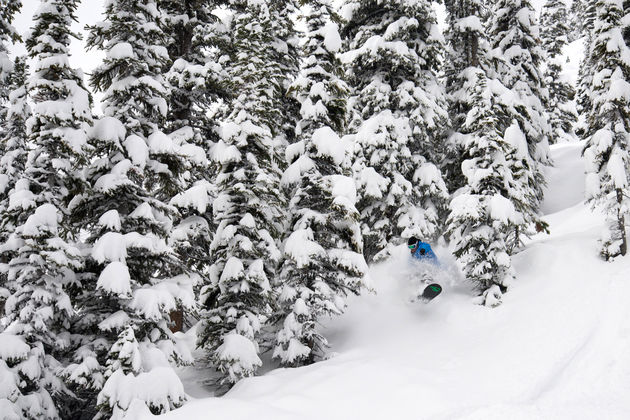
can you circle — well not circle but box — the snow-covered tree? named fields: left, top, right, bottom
left=570, top=0, right=598, bottom=41
left=159, top=0, right=226, bottom=135
left=443, top=0, right=542, bottom=305
left=158, top=0, right=228, bottom=330
left=0, top=0, right=21, bottom=109
left=95, top=326, right=186, bottom=419
left=343, top=0, right=450, bottom=263
left=0, top=0, right=22, bottom=190
left=576, top=58, right=594, bottom=137
left=0, top=57, right=30, bottom=318
left=288, top=0, right=348, bottom=137
left=71, top=1, right=196, bottom=417
left=446, top=70, right=521, bottom=307
left=1, top=1, right=91, bottom=417
left=575, top=0, right=598, bottom=130
left=443, top=0, right=488, bottom=192
left=0, top=7, right=28, bottom=301
left=488, top=0, right=551, bottom=251
left=623, top=1, right=630, bottom=45
left=541, top=0, right=577, bottom=144
left=196, top=0, right=294, bottom=387
left=583, top=0, right=630, bottom=260
left=225, top=0, right=300, bottom=142
left=0, top=332, right=58, bottom=419
left=269, top=0, right=301, bottom=144
left=273, top=0, right=367, bottom=367
left=0, top=58, right=29, bottom=205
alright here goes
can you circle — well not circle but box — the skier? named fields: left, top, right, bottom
left=407, top=236, right=442, bottom=302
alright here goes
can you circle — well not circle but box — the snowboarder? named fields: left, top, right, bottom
left=407, top=237, right=442, bottom=302
left=408, top=237, right=438, bottom=265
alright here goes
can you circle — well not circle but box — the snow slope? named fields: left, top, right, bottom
left=152, top=144, right=630, bottom=420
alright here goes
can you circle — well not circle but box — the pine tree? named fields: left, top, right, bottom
left=0, top=57, right=30, bottom=316
left=541, top=0, right=578, bottom=144
left=583, top=0, right=630, bottom=260
left=343, top=0, right=450, bottom=263
left=0, top=58, right=29, bottom=206
left=0, top=333, right=58, bottom=418
left=570, top=0, right=598, bottom=41
left=444, top=0, right=536, bottom=305
left=159, top=0, right=226, bottom=135
left=623, top=1, right=630, bottom=45
left=575, top=0, right=598, bottom=132
left=0, top=0, right=21, bottom=108
left=488, top=0, right=552, bottom=251
left=443, top=0, right=488, bottom=193
left=569, top=0, right=583, bottom=41
left=273, top=0, right=367, bottom=367
left=0, top=0, right=22, bottom=177
left=196, top=0, right=295, bottom=387
left=158, top=0, right=228, bottom=329
left=576, top=55, right=593, bottom=137
left=446, top=70, right=521, bottom=307
left=1, top=1, right=91, bottom=417
left=214, top=0, right=299, bottom=141
left=0, top=2, right=25, bottom=318
left=70, top=0, right=195, bottom=417
left=95, top=326, right=185, bottom=418
left=269, top=0, right=301, bottom=144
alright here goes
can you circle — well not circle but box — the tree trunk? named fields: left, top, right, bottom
left=170, top=309, right=184, bottom=333
left=617, top=188, right=627, bottom=256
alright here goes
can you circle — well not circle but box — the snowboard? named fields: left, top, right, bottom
left=418, top=283, right=442, bottom=302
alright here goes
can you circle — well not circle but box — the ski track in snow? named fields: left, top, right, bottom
left=161, top=142, right=630, bottom=420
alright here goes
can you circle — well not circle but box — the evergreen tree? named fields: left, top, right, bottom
left=444, top=0, right=536, bottom=305
left=0, top=0, right=21, bottom=108
left=442, top=0, right=488, bottom=192
left=488, top=0, right=552, bottom=251
left=95, top=326, right=185, bottom=419
left=159, top=0, right=226, bottom=135
left=570, top=0, right=598, bottom=41
left=273, top=0, right=367, bottom=367
left=0, top=58, right=29, bottom=207
left=0, top=57, right=30, bottom=316
left=583, top=0, right=630, bottom=260
left=197, top=0, right=298, bottom=387
left=71, top=0, right=196, bottom=417
left=342, top=0, right=450, bottom=263
left=569, top=0, right=583, bottom=41
left=541, top=0, right=578, bottom=143
left=623, top=1, right=630, bottom=45
left=158, top=0, right=228, bottom=330
left=576, top=54, right=594, bottom=137
left=287, top=0, right=347, bottom=137
left=446, top=70, right=521, bottom=307
left=0, top=332, right=58, bottom=418
left=575, top=0, right=598, bottom=131
left=1, top=1, right=91, bottom=417
left=0, top=0, right=22, bottom=176
left=269, top=0, right=301, bottom=144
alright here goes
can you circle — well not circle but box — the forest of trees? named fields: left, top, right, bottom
left=0, top=0, right=627, bottom=418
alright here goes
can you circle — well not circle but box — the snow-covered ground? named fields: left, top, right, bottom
left=148, top=139, right=630, bottom=420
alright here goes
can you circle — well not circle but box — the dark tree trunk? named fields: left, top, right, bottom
left=617, top=188, right=627, bottom=256
left=170, top=309, right=184, bottom=333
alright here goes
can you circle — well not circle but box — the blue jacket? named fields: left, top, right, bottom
left=412, top=241, right=438, bottom=265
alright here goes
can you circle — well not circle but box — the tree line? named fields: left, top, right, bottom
left=0, top=0, right=623, bottom=418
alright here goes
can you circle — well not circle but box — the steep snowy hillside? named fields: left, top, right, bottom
left=143, top=141, right=630, bottom=420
